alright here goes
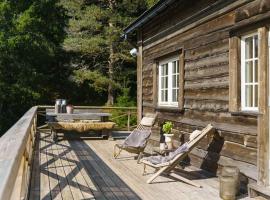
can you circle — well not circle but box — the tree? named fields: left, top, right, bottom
left=146, top=0, right=159, bottom=8
left=0, top=0, right=68, bottom=133
left=61, top=0, right=148, bottom=105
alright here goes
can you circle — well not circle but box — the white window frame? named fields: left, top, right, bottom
left=241, top=32, right=259, bottom=112
left=158, top=57, right=179, bottom=107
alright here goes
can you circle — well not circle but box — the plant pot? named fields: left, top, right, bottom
left=66, top=105, right=74, bottom=114
left=164, top=134, right=174, bottom=150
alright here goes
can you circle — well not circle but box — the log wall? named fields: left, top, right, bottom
left=139, top=0, right=270, bottom=182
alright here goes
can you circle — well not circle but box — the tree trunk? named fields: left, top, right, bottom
left=107, top=44, right=114, bottom=105
left=107, top=0, right=116, bottom=106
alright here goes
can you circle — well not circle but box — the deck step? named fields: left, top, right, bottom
left=248, top=183, right=270, bottom=199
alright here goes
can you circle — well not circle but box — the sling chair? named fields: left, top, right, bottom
left=113, top=114, right=156, bottom=163
left=141, top=124, right=214, bottom=187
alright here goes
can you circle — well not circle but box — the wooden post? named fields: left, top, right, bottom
left=257, top=27, right=269, bottom=186
left=229, top=36, right=241, bottom=112
left=137, top=30, right=143, bottom=124
left=127, top=109, right=131, bottom=131
left=179, top=50, right=185, bottom=110
left=152, top=62, right=158, bottom=108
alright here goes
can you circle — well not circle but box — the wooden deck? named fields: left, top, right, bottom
left=29, top=129, right=252, bottom=200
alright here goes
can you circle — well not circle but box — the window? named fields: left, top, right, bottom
left=158, top=58, right=179, bottom=107
left=241, top=33, right=259, bottom=111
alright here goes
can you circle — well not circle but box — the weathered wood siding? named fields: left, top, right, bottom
left=139, top=0, right=270, bottom=181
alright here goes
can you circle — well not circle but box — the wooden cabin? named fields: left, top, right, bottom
left=124, top=0, right=270, bottom=198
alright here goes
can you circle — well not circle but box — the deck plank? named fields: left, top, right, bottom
left=29, top=132, right=40, bottom=200
left=71, top=140, right=138, bottom=200
left=46, top=136, right=62, bottom=200
left=49, top=133, right=74, bottom=200
left=40, top=132, right=52, bottom=200
left=29, top=129, right=254, bottom=200
left=54, top=140, right=84, bottom=200
left=69, top=140, right=119, bottom=200
left=62, top=139, right=107, bottom=200
left=59, top=140, right=95, bottom=199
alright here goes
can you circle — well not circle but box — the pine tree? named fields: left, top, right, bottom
left=61, top=0, right=147, bottom=105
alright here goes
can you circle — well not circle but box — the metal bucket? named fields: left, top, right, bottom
left=55, top=99, right=62, bottom=114
left=219, top=166, right=240, bottom=200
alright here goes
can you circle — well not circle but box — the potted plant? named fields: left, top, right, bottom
left=162, top=121, right=174, bottom=150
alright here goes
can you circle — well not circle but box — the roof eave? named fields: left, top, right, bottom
left=124, top=0, right=178, bottom=35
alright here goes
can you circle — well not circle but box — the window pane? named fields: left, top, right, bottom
left=165, top=76, right=168, bottom=88
left=245, top=61, right=253, bottom=83
left=172, top=89, right=178, bottom=102
left=254, top=35, right=258, bottom=58
left=165, top=64, right=168, bottom=75
left=254, top=85, right=258, bottom=107
left=172, top=61, right=176, bottom=73
left=176, top=75, right=179, bottom=88
left=161, top=76, right=168, bottom=89
left=164, top=90, right=168, bottom=102
left=172, top=75, right=176, bottom=87
left=245, top=37, right=253, bottom=59
left=254, top=60, right=258, bottom=83
left=161, top=64, right=168, bottom=76
left=172, top=61, right=179, bottom=74
left=245, top=85, right=253, bottom=107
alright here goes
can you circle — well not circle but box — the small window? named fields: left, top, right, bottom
left=241, top=33, right=259, bottom=111
left=158, top=57, right=179, bottom=107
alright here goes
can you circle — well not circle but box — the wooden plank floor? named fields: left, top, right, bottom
left=29, top=130, right=252, bottom=200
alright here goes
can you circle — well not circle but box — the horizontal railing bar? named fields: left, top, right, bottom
left=37, top=105, right=137, bottom=110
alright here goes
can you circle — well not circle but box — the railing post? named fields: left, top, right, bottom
left=127, top=109, right=131, bottom=131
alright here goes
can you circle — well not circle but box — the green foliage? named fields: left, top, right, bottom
left=112, top=88, right=137, bottom=129
left=0, top=0, right=68, bottom=133
left=162, top=121, right=173, bottom=134
left=60, top=0, right=148, bottom=104
left=145, top=0, right=159, bottom=8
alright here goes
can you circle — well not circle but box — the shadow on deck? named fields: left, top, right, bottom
left=30, top=129, right=140, bottom=200
left=29, top=129, right=250, bottom=200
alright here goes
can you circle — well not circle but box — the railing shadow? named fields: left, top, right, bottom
left=69, top=138, right=141, bottom=200
left=32, top=129, right=140, bottom=200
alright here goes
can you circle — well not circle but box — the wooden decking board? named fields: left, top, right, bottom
left=29, top=130, right=252, bottom=200
left=70, top=140, right=120, bottom=200
left=46, top=135, right=63, bottom=200
left=87, top=140, right=170, bottom=200
left=54, top=139, right=84, bottom=200
left=40, top=132, right=53, bottom=200
left=29, top=132, right=41, bottom=200
left=50, top=141, right=74, bottom=199
left=71, top=140, right=139, bottom=200
left=62, top=141, right=107, bottom=200
left=59, top=140, right=95, bottom=199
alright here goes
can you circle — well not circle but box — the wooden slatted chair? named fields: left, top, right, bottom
left=113, top=114, right=156, bottom=163
left=141, top=124, right=215, bottom=187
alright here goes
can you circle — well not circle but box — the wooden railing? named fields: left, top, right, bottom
left=0, top=106, right=37, bottom=200
left=37, top=105, right=137, bottom=131
left=0, top=105, right=136, bottom=200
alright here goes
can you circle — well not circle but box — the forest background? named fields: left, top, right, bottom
left=0, top=0, right=158, bottom=134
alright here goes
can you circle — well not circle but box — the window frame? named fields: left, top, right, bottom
left=158, top=57, right=179, bottom=107
left=240, top=32, right=259, bottom=112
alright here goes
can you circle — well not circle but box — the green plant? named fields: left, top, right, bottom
left=162, top=121, right=173, bottom=134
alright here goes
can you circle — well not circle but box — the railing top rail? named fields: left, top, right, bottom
left=37, top=105, right=137, bottom=110
left=0, top=106, right=38, bottom=200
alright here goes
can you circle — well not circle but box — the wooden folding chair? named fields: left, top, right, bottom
left=141, top=124, right=215, bottom=187
left=113, top=113, right=156, bottom=163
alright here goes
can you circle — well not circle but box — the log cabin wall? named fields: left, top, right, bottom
left=139, top=0, right=270, bottom=183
